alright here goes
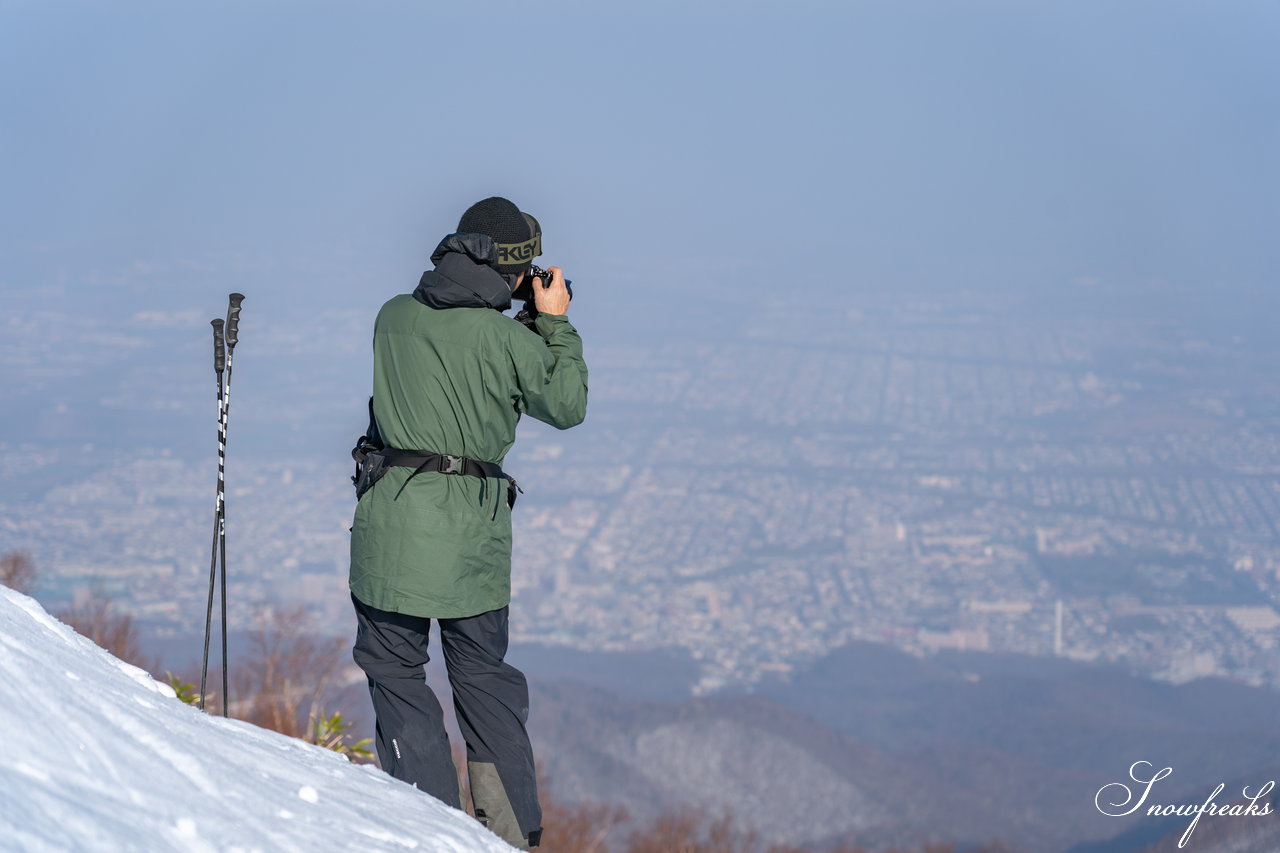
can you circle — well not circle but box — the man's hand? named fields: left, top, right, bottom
left=532, top=266, right=570, bottom=316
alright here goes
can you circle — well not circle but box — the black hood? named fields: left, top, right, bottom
left=412, top=232, right=513, bottom=311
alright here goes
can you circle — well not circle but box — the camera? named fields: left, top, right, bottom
left=513, top=265, right=573, bottom=303
left=513, top=265, right=574, bottom=333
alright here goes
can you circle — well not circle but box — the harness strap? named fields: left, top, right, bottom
left=375, top=449, right=520, bottom=515
left=382, top=449, right=506, bottom=481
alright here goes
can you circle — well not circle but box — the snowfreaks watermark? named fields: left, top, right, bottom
left=1095, top=761, right=1274, bottom=848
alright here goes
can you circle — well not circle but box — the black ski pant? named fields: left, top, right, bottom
left=351, top=593, right=542, bottom=848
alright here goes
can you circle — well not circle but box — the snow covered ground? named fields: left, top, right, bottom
left=0, top=586, right=513, bottom=852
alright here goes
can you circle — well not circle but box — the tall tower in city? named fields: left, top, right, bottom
left=1054, top=599, right=1064, bottom=656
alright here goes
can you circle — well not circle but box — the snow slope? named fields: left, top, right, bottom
left=0, top=586, right=513, bottom=853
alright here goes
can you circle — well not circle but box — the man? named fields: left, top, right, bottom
left=349, top=197, right=587, bottom=850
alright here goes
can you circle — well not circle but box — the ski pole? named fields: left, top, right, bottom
left=200, top=318, right=226, bottom=712
left=218, top=293, right=244, bottom=716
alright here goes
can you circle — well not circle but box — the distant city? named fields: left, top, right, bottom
left=4, top=290, right=1279, bottom=696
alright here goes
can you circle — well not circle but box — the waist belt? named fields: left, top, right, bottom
left=352, top=443, right=521, bottom=516
left=381, top=449, right=507, bottom=481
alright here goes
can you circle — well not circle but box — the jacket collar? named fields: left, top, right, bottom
left=412, top=233, right=513, bottom=311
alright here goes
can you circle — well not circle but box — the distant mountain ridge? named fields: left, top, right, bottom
left=490, top=638, right=1280, bottom=853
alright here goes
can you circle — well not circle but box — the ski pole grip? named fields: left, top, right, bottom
left=212, top=319, right=226, bottom=374
left=225, top=293, right=245, bottom=348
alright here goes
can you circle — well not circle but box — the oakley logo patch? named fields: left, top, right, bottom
left=496, top=237, right=539, bottom=264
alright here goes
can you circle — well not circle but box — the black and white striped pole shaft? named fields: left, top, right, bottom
left=217, top=293, right=243, bottom=716
left=200, top=318, right=226, bottom=712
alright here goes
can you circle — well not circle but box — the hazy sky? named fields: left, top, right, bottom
left=3, top=0, right=1276, bottom=315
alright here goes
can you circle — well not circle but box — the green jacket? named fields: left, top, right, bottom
left=349, top=234, right=588, bottom=618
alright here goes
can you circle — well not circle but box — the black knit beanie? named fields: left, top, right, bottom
left=458, top=197, right=536, bottom=275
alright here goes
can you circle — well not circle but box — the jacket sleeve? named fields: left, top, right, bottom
left=509, top=313, right=588, bottom=429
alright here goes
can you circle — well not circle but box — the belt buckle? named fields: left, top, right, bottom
left=441, top=454, right=464, bottom=475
